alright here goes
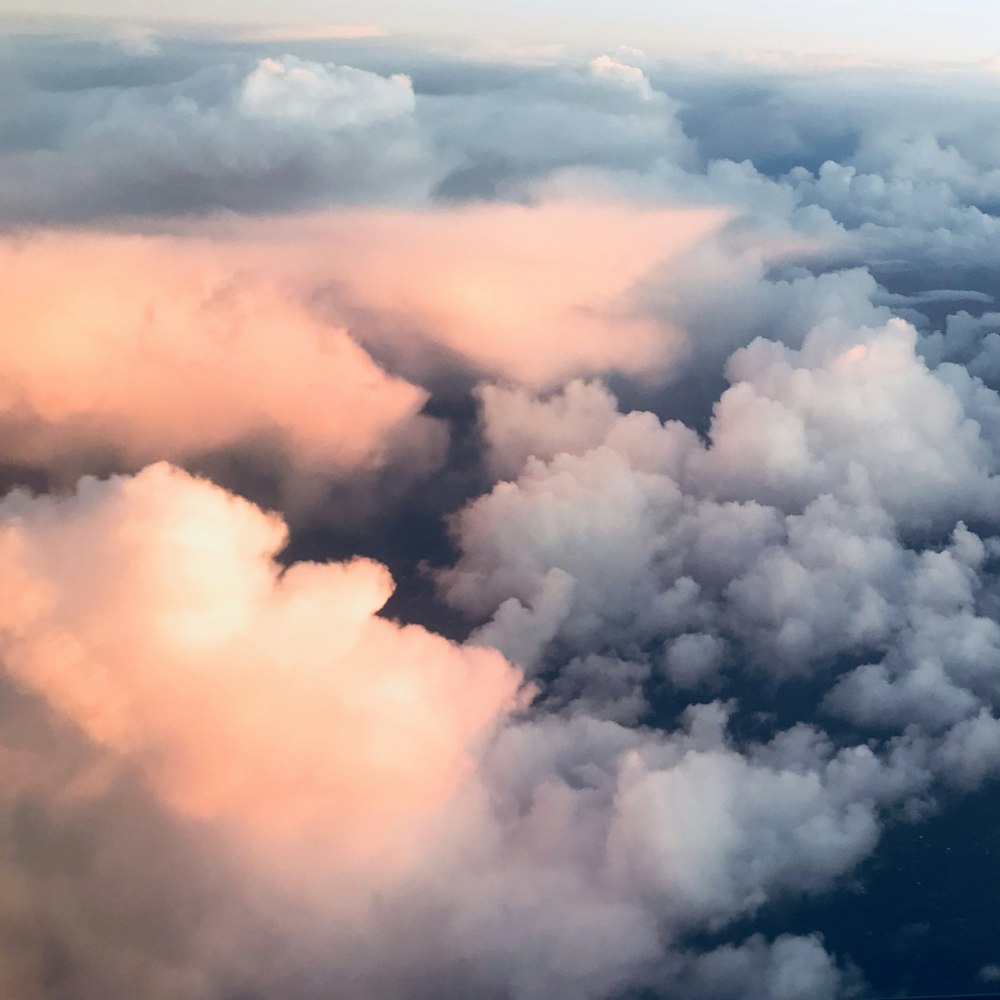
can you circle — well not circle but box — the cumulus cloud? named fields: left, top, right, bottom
left=668, top=934, right=849, bottom=1000
left=0, top=465, right=881, bottom=1000
left=444, top=318, right=1000, bottom=776
left=0, top=466, right=512, bottom=998
left=326, top=701, right=892, bottom=1000
left=0, top=463, right=523, bottom=879
left=0, top=199, right=732, bottom=503
left=0, top=194, right=747, bottom=527
left=424, top=52, right=696, bottom=200
left=695, top=318, right=1000, bottom=531
left=239, top=55, right=415, bottom=129
left=0, top=227, right=445, bottom=504
left=476, top=379, right=621, bottom=480
left=586, top=55, right=656, bottom=100
left=0, top=49, right=436, bottom=223
left=302, top=199, right=729, bottom=386
left=8, top=27, right=1000, bottom=1000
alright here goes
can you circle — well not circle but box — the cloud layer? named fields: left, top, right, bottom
left=5, top=25, right=1000, bottom=1000
left=0, top=225, right=451, bottom=511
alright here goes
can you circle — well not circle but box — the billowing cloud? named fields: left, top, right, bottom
left=586, top=55, right=655, bottom=100
left=0, top=227, right=445, bottom=498
left=238, top=55, right=415, bottom=129
left=0, top=464, right=878, bottom=1000
left=477, top=379, right=622, bottom=480
left=299, top=200, right=729, bottom=386
left=0, top=49, right=436, bottom=223
left=0, top=197, right=735, bottom=514
left=8, top=26, right=1000, bottom=1000
left=444, top=318, right=1000, bottom=776
left=0, top=463, right=523, bottom=881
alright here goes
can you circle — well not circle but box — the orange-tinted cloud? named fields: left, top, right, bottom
left=231, top=200, right=730, bottom=386
left=0, top=200, right=724, bottom=489
left=0, top=463, right=524, bottom=886
left=0, top=229, right=439, bottom=480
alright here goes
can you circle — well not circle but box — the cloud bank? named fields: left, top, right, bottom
left=5, top=26, right=1000, bottom=1000
left=0, top=228, right=442, bottom=484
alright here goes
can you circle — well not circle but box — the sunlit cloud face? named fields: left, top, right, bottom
left=0, top=200, right=726, bottom=486
left=0, top=228, right=442, bottom=485
left=0, top=464, right=524, bottom=884
left=334, top=203, right=726, bottom=385
left=231, top=201, right=729, bottom=386
left=238, top=55, right=414, bottom=128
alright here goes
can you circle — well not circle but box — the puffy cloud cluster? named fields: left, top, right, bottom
left=0, top=49, right=435, bottom=223
left=418, top=50, right=696, bottom=200
left=0, top=227, right=446, bottom=507
left=300, top=200, right=728, bottom=386
left=7, top=24, right=1000, bottom=1000
left=0, top=200, right=726, bottom=506
left=0, top=463, right=876, bottom=1000
left=0, top=464, right=523, bottom=875
left=587, top=54, right=656, bottom=100
left=446, top=318, right=1000, bottom=781
left=239, top=55, right=415, bottom=129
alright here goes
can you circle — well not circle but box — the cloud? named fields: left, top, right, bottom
left=586, top=55, right=656, bottom=100
left=416, top=700, right=916, bottom=1000
left=239, top=55, right=415, bottom=129
left=0, top=463, right=523, bottom=881
left=0, top=50, right=436, bottom=223
left=0, top=198, right=732, bottom=506
left=0, top=227, right=445, bottom=502
left=476, top=379, right=622, bottom=480
left=422, top=51, right=697, bottom=199
left=695, top=318, right=1000, bottom=532
left=443, top=318, right=1000, bottom=785
left=668, top=934, right=849, bottom=1000
left=979, top=962, right=1000, bottom=984
left=0, top=464, right=882, bottom=1000
left=301, top=199, right=729, bottom=386
left=8, top=30, right=1000, bottom=1000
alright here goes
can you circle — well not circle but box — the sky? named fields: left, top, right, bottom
left=6, top=6, right=1000, bottom=1000
left=6, top=0, right=1000, bottom=62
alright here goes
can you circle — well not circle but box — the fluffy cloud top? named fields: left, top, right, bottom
left=0, top=463, right=523, bottom=881
left=297, top=200, right=729, bottom=385
left=0, top=200, right=729, bottom=499
left=446, top=319, right=1000, bottom=771
left=586, top=55, right=655, bottom=100
left=0, top=228, right=443, bottom=490
left=0, top=464, right=872, bottom=1000
left=0, top=49, right=435, bottom=222
left=239, top=56, right=415, bottom=129
left=7, top=29, right=1000, bottom=1000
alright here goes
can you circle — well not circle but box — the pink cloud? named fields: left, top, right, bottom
left=0, top=200, right=725, bottom=490
left=0, top=463, right=524, bottom=886
left=0, top=229, right=440, bottom=483
left=251, top=200, right=729, bottom=386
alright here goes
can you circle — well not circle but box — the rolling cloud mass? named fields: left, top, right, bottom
left=3, top=17, right=1000, bottom=1000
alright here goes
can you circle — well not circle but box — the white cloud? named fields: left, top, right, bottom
left=446, top=318, right=1000, bottom=784
left=239, top=56, right=415, bottom=129
left=587, top=55, right=655, bottom=100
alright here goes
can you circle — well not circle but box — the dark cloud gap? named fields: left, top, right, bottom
left=278, top=390, right=490, bottom=639
left=677, top=781, right=1000, bottom=1000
